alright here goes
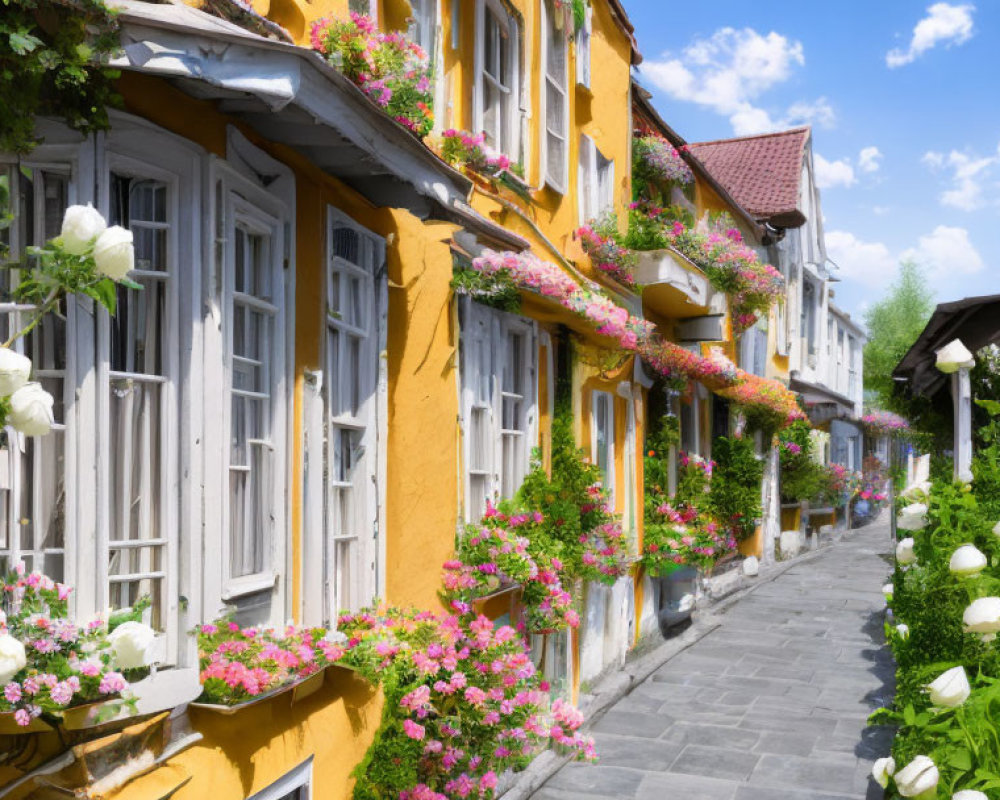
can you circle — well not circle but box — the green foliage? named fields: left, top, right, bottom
left=778, top=421, right=824, bottom=502
left=1, top=0, right=121, bottom=153
left=973, top=398, right=1000, bottom=522
left=880, top=451, right=1000, bottom=797
left=451, top=264, right=521, bottom=312
left=863, top=261, right=935, bottom=412
left=708, top=436, right=763, bottom=541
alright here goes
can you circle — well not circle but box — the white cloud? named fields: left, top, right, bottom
left=642, top=28, right=833, bottom=136
left=901, top=225, right=984, bottom=276
left=825, top=231, right=898, bottom=288
left=922, top=148, right=996, bottom=210
left=872, top=205, right=891, bottom=216
left=814, top=154, right=856, bottom=189
left=858, top=146, right=883, bottom=173
left=825, top=225, right=983, bottom=292
left=887, top=3, right=975, bottom=68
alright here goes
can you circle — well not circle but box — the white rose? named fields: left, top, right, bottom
left=898, top=504, right=928, bottom=531
left=107, top=621, right=157, bottom=669
left=896, top=623, right=909, bottom=639
left=871, top=756, right=895, bottom=789
left=964, top=597, right=1000, bottom=642
left=927, top=665, right=971, bottom=708
left=894, top=755, right=939, bottom=798
left=950, top=545, right=987, bottom=578
left=8, top=383, right=54, bottom=437
left=93, top=225, right=134, bottom=281
left=902, top=481, right=931, bottom=502
left=0, top=633, right=27, bottom=685
left=896, top=538, right=917, bottom=565
left=953, top=791, right=989, bottom=800
left=883, top=583, right=894, bottom=600
left=60, top=203, right=107, bottom=255
left=0, top=348, right=31, bottom=397
left=936, top=339, right=975, bottom=374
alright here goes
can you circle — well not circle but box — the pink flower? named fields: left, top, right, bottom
left=402, top=718, right=426, bottom=740
left=4, top=683, right=21, bottom=703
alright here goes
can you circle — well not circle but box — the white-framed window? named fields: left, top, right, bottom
left=248, top=758, right=313, bottom=800
left=348, top=0, right=377, bottom=20
left=460, top=299, right=537, bottom=522
left=475, top=0, right=521, bottom=161
left=408, top=0, right=437, bottom=64
left=215, top=183, right=287, bottom=603
left=529, top=629, right=573, bottom=697
left=0, top=157, right=74, bottom=584
left=325, top=211, right=385, bottom=617
left=575, top=4, right=592, bottom=88
left=541, top=0, right=569, bottom=192
left=0, top=115, right=207, bottom=664
left=578, top=135, right=614, bottom=224
left=590, top=390, right=615, bottom=507
left=100, top=157, right=181, bottom=660
left=740, top=322, right=768, bottom=378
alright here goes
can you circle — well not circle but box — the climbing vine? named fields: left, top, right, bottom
left=0, top=0, right=121, bottom=153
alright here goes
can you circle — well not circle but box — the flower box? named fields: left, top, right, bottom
left=190, top=663, right=357, bottom=715
left=0, top=711, right=53, bottom=734
left=56, top=697, right=124, bottom=731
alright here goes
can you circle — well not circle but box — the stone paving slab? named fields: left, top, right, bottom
left=529, top=520, right=895, bottom=800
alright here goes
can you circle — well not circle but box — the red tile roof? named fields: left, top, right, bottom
left=687, top=127, right=811, bottom=228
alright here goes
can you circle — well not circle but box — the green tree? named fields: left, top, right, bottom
left=863, top=261, right=935, bottom=410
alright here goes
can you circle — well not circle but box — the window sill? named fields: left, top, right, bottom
left=222, top=572, right=278, bottom=601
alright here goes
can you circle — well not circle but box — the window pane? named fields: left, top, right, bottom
left=229, top=222, right=274, bottom=579
left=546, top=5, right=567, bottom=83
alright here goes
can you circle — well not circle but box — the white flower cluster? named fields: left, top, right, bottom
left=60, top=204, right=135, bottom=281
left=0, top=348, right=53, bottom=437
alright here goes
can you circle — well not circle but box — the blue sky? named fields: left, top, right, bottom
left=624, top=1, right=998, bottom=323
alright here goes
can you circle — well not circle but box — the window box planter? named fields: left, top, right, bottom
left=0, top=712, right=54, bottom=734
left=189, top=663, right=355, bottom=715
left=470, top=582, right=523, bottom=618
left=632, top=248, right=721, bottom=318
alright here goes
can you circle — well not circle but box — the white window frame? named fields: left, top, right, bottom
left=578, top=135, right=615, bottom=224
left=541, top=0, right=570, bottom=193
left=97, top=149, right=185, bottom=663
left=459, top=299, right=537, bottom=523
left=575, top=4, right=592, bottom=88
left=248, top=757, right=313, bottom=800
left=474, top=0, right=521, bottom=163
left=590, top=390, right=615, bottom=508
left=408, top=0, right=437, bottom=63
left=323, top=209, right=386, bottom=621
left=202, top=161, right=289, bottom=612
left=0, top=144, right=82, bottom=597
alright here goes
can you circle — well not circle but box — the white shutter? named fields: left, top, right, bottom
left=461, top=299, right=495, bottom=522
left=543, top=0, right=568, bottom=192
left=575, top=6, right=592, bottom=88
left=578, top=135, right=596, bottom=223
left=597, top=153, right=614, bottom=216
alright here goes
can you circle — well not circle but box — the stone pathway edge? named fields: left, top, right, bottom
left=499, top=524, right=881, bottom=800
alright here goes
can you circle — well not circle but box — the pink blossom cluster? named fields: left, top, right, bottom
left=442, top=503, right=580, bottom=634
left=633, top=135, right=694, bottom=185
left=197, top=621, right=345, bottom=705
left=339, top=608, right=595, bottom=799
left=438, top=129, right=512, bottom=176
left=576, top=224, right=637, bottom=287
left=861, top=410, right=910, bottom=435
left=470, top=249, right=804, bottom=429
left=310, top=13, right=434, bottom=136
left=1, top=566, right=137, bottom=724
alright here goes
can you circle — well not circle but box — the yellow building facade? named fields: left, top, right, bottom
left=0, top=1, right=802, bottom=797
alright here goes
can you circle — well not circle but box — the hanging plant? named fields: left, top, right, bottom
left=1, top=0, right=122, bottom=154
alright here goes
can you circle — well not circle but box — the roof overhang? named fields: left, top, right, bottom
left=108, top=0, right=481, bottom=226
left=894, top=293, right=1000, bottom=397
left=790, top=372, right=857, bottom=416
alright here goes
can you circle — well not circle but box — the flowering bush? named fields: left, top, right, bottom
left=311, top=13, right=434, bottom=136
left=196, top=621, right=346, bottom=705
left=862, top=410, right=911, bottom=436
left=0, top=566, right=148, bottom=726
left=437, top=129, right=511, bottom=176
left=576, top=219, right=637, bottom=287
left=632, top=135, right=694, bottom=187
left=338, top=608, right=594, bottom=800
left=470, top=249, right=804, bottom=429
left=873, top=469, right=1000, bottom=797
left=440, top=506, right=580, bottom=634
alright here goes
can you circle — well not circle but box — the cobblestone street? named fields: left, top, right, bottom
left=533, top=522, right=897, bottom=800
